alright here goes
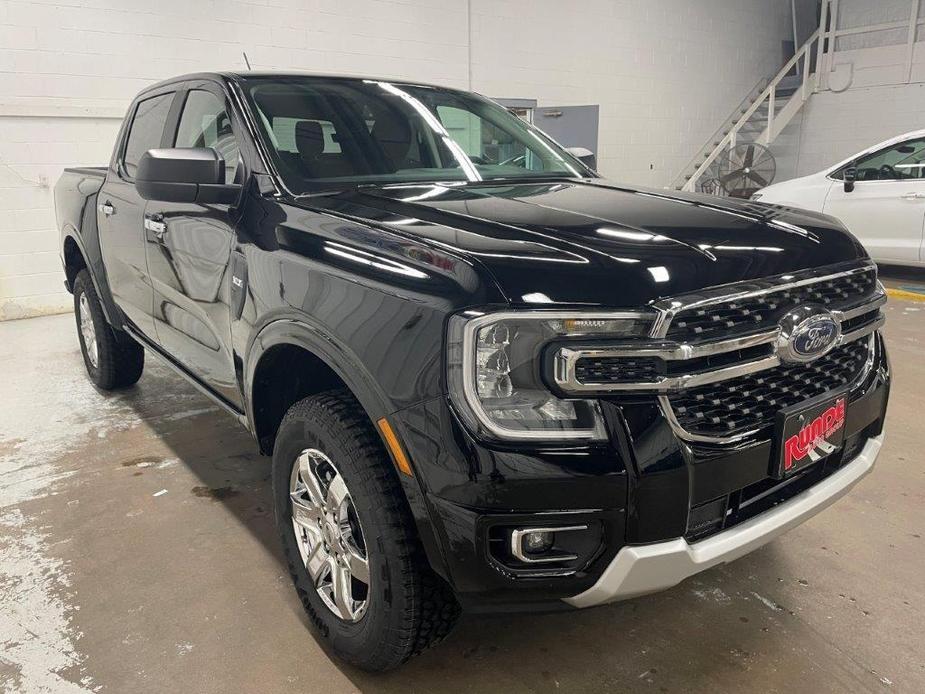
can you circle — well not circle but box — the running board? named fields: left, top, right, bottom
left=123, top=325, right=249, bottom=428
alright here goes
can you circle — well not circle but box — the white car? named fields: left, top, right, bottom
left=752, top=130, right=925, bottom=267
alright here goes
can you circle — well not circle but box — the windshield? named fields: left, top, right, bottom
left=241, top=76, right=590, bottom=193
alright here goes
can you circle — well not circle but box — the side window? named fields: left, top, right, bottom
left=175, top=90, right=240, bottom=184
left=436, top=104, right=540, bottom=170
left=845, top=138, right=925, bottom=181
left=122, top=93, right=173, bottom=178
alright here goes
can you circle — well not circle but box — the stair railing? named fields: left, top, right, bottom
left=669, top=74, right=770, bottom=192
left=681, top=19, right=826, bottom=193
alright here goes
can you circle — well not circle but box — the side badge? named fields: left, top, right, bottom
left=230, top=251, right=248, bottom=320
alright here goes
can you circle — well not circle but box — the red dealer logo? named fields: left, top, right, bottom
left=783, top=399, right=846, bottom=472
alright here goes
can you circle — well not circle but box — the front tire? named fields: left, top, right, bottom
left=73, top=269, right=144, bottom=390
left=272, top=390, right=459, bottom=671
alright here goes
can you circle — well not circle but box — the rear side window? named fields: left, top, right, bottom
left=123, top=93, right=173, bottom=178
left=174, top=90, right=240, bottom=183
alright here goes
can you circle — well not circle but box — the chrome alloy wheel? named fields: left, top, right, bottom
left=289, top=449, right=370, bottom=622
left=78, top=293, right=99, bottom=368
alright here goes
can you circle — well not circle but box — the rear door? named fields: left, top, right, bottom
left=823, top=137, right=925, bottom=264
left=144, top=81, right=244, bottom=408
left=98, top=89, right=178, bottom=339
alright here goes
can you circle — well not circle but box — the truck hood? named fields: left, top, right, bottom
left=301, top=179, right=868, bottom=308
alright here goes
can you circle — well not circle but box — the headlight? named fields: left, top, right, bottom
left=447, top=310, right=653, bottom=442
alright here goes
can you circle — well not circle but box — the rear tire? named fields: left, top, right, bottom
left=73, top=269, right=144, bottom=390
left=272, top=389, right=460, bottom=671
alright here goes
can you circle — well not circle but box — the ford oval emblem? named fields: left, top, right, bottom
left=777, top=305, right=841, bottom=364
left=792, top=318, right=839, bottom=356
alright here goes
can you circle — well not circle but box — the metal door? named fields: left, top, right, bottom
left=532, top=105, right=600, bottom=158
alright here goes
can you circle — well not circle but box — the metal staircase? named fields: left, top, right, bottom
left=673, top=16, right=828, bottom=196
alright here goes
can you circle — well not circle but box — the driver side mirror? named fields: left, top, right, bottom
left=843, top=165, right=857, bottom=193
left=136, top=147, right=241, bottom=204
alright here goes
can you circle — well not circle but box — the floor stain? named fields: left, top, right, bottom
left=121, top=456, right=162, bottom=468
left=191, top=485, right=240, bottom=501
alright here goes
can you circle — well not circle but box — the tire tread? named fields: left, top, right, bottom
left=275, top=390, right=459, bottom=671
left=73, top=269, right=143, bottom=390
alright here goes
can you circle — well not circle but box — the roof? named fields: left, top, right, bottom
left=138, top=71, right=466, bottom=98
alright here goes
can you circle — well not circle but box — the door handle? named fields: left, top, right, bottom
left=901, top=192, right=925, bottom=200
left=99, top=202, right=115, bottom=216
left=144, top=216, right=167, bottom=237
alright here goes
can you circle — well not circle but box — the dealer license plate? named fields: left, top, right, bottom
left=772, top=392, right=847, bottom=479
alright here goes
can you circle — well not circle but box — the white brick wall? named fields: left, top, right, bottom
left=0, top=0, right=791, bottom=320
left=793, top=82, right=925, bottom=177
left=783, top=35, right=925, bottom=179
left=471, top=0, right=791, bottom=188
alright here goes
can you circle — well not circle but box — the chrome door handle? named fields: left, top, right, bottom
left=901, top=192, right=925, bottom=199
left=99, top=202, right=115, bottom=216
left=144, top=217, right=167, bottom=237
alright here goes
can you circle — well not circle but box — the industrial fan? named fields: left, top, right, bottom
left=698, top=177, right=724, bottom=197
left=715, top=142, right=776, bottom=199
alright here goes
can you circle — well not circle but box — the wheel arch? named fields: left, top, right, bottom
left=244, top=317, right=394, bottom=456
left=62, top=231, right=87, bottom=291
left=61, top=225, right=123, bottom=329
left=61, top=228, right=119, bottom=325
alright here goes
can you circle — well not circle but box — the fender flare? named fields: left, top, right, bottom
left=61, top=225, right=122, bottom=328
left=242, top=313, right=394, bottom=437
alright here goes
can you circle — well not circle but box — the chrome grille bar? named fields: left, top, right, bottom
left=831, top=292, right=886, bottom=322
left=649, top=261, right=877, bottom=339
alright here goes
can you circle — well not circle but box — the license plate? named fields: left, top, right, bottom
left=772, top=392, right=847, bottom=479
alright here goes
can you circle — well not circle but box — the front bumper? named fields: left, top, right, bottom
left=565, top=432, right=883, bottom=608
left=393, top=332, right=889, bottom=612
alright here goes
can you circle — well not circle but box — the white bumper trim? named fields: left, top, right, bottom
left=565, top=433, right=883, bottom=608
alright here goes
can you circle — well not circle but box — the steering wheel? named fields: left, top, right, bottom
left=499, top=154, right=526, bottom=167
left=878, top=163, right=897, bottom=180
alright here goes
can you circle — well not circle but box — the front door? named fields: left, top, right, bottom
left=824, top=137, right=925, bottom=264
left=144, top=85, right=244, bottom=408
left=98, top=91, right=176, bottom=340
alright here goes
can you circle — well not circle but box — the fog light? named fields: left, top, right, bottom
left=523, top=531, right=554, bottom=554
left=510, top=525, right=587, bottom=564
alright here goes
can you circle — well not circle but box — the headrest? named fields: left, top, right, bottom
left=372, top=111, right=412, bottom=166
left=295, top=120, right=324, bottom=159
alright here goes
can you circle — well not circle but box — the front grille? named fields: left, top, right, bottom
left=666, top=268, right=877, bottom=342
left=552, top=264, right=884, bottom=443
left=574, top=356, right=661, bottom=384
left=667, top=338, right=870, bottom=438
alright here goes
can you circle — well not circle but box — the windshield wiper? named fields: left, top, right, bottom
left=294, top=183, right=382, bottom=198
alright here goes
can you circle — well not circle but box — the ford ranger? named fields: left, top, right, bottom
left=55, top=72, right=890, bottom=671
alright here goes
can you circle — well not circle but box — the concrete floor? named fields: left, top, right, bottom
left=1, top=284, right=923, bottom=694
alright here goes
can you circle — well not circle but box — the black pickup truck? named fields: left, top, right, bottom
left=55, top=72, right=890, bottom=671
